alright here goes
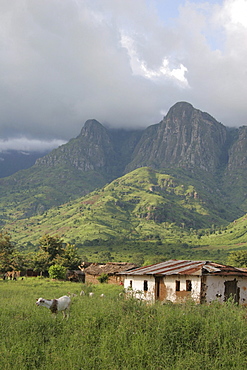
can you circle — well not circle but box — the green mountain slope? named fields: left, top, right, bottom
left=0, top=120, right=142, bottom=224
left=197, top=213, right=247, bottom=249
left=4, top=167, right=230, bottom=246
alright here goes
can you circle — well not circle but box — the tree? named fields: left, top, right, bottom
left=32, top=251, right=50, bottom=274
left=48, top=264, right=66, bottom=280
left=39, top=234, right=63, bottom=261
left=54, top=243, right=82, bottom=270
left=11, top=251, right=31, bottom=273
left=227, top=251, right=247, bottom=268
left=0, top=232, right=15, bottom=272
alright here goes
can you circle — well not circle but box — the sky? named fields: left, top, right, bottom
left=1, top=0, right=247, bottom=152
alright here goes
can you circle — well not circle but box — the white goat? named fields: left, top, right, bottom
left=68, top=292, right=77, bottom=297
left=36, top=295, right=71, bottom=319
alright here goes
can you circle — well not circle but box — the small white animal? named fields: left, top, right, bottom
left=89, top=292, right=94, bottom=297
left=100, top=294, right=105, bottom=298
left=80, top=290, right=85, bottom=296
left=68, top=292, right=77, bottom=297
left=36, top=295, right=71, bottom=319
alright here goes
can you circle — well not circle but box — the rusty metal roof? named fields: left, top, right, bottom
left=118, top=260, right=247, bottom=277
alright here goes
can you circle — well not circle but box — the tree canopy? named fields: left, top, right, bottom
left=227, top=250, right=247, bottom=268
left=0, top=232, right=15, bottom=272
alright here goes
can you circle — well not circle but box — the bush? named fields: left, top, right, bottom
left=97, top=273, right=109, bottom=283
left=48, top=264, right=66, bottom=280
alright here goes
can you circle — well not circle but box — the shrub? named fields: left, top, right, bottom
left=48, top=264, right=66, bottom=280
left=97, top=273, right=109, bottom=283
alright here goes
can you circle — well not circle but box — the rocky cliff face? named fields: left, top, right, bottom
left=36, top=102, right=231, bottom=176
left=36, top=119, right=120, bottom=175
left=126, top=102, right=229, bottom=173
left=222, top=126, right=247, bottom=210
left=226, top=126, right=247, bottom=171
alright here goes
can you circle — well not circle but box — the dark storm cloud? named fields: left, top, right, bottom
left=0, top=0, right=247, bottom=150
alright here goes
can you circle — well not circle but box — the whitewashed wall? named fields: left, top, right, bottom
left=124, top=274, right=202, bottom=302
left=124, top=273, right=247, bottom=304
left=162, top=275, right=202, bottom=303
left=204, top=275, right=247, bottom=304
left=124, top=275, right=156, bottom=301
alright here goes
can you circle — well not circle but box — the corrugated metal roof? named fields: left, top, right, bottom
left=118, top=260, right=247, bottom=277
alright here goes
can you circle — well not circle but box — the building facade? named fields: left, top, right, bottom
left=119, top=260, right=247, bottom=304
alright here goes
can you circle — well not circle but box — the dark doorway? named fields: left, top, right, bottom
left=155, top=277, right=166, bottom=300
left=224, top=279, right=240, bottom=304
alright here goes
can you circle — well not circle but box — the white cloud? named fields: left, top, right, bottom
left=222, top=0, right=247, bottom=28
left=0, top=137, right=67, bottom=152
left=120, top=32, right=188, bottom=86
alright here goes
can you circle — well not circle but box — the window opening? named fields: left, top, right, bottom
left=186, top=280, right=192, bottom=291
left=144, top=280, right=148, bottom=292
left=176, top=280, right=180, bottom=291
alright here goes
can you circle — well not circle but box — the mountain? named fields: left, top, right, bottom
left=36, top=120, right=141, bottom=178
left=2, top=166, right=230, bottom=246
left=0, top=101, right=246, bottom=232
left=222, top=126, right=247, bottom=210
left=126, top=102, right=229, bottom=173
left=5, top=166, right=247, bottom=265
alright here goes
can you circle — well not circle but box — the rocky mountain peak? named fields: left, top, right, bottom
left=126, top=101, right=228, bottom=173
left=78, top=119, right=107, bottom=140
left=166, top=101, right=195, bottom=120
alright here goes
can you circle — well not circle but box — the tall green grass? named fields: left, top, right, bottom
left=1, top=278, right=247, bottom=369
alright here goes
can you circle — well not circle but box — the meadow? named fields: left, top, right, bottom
left=1, top=278, right=247, bottom=370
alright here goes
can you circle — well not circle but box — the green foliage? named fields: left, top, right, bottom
left=39, top=234, right=63, bottom=260
left=0, top=232, right=15, bottom=272
left=98, top=251, right=112, bottom=263
left=2, top=167, right=247, bottom=265
left=97, top=273, right=109, bottom=283
left=54, top=243, right=82, bottom=270
left=131, top=253, right=145, bottom=266
left=31, top=235, right=82, bottom=273
left=32, top=251, right=50, bottom=273
left=4, top=167, right=229, bottom=246
left=1, top=279, right=247, bottom=369
left=48, top=264, right=66, bottom=280
left=227, top=250, right=247, bottom=267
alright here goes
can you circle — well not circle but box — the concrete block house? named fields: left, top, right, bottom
left=119, top=260, right=247, bottom=304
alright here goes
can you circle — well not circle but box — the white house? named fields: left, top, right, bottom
left=119, top=260, right=247, bottom=304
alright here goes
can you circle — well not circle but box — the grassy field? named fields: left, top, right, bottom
left=1, top=278, right=247, bottom=370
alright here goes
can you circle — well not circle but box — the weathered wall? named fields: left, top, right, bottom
left=123, top=272, right=247, bottom=304
left=162, top=275, right=201, bottom=303
left=124, top=274, right=202, bottom=303
left=85, top=273, right=124, bottom=285
left=124, top=275, right=156, bottom=301
left=204, top=275, right=247, bottom=304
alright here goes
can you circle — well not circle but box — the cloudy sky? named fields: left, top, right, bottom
left=0, top=0, right=247, bottom=151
